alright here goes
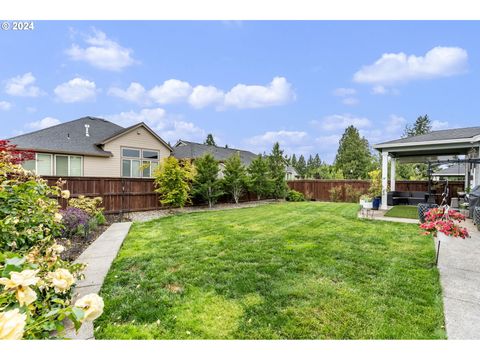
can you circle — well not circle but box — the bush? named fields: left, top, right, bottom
left=286, top=190, right=305, bottom=202
left=345, top=185, right=363, bottom=203
left=68, top=195, right=104, bottom=217
left=153, top=157, right=194, bottom=208
left=60, top=207, right=90, bottom=238
left=0, top=152, right=103, bottom=339
left=329, top=186, right=343, bottom=202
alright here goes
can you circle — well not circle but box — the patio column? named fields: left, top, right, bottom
left=381, top=150, right=389, bottom=210
left=390, top=157, right=396, bottom=191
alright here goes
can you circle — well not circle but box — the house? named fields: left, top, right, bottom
left=432, top=163, right=466, bottom=181
left=172, top=140, right=259, bottom=177
left=9, top=116, right=172, bottom=178
left=285, top=165, right=299, bottom=180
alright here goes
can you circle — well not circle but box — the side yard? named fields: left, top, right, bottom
left=94, top=202, right=445, bottom=339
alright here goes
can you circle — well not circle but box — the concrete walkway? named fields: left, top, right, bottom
left=65, top=222, right=132, bottom=340
left=436, top=220, right=480, bottom=339
left=358, top=209, right=419, bottom=224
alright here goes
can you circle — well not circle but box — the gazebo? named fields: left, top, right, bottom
left=373, top=127, right=480, bottom=210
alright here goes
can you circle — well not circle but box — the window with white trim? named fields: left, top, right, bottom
left=121, top=147, right=159, bottom=178
left=21, top=153, right=83, bottom=176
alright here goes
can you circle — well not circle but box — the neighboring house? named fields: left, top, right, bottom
left=172, top=140, right=259, bottom=177
left=285, top=165, right=299, bottom=180
left=432, top=163, right=466, bottom=181
left=9, top=116, right=172, bottom=178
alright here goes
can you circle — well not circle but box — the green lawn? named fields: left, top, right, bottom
left=384, top=205, right=419, bottom=220
left=95, top=202, right=444, bottom=339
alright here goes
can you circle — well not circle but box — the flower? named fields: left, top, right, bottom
left=74, top=294, right=104, bottom=322
left=54, top=213, right=63, bottom=222
left=61, top=190, right=70, bottom=199
left=46, top=268, right=75, bottom=293
left=16, top=286, right=37, bottom=306
left=0, top=309, right=27, bottom=340
left=0, top=269, right=40, bottom=290
left=49, top=243, right=65, bottom=255
left=420, top=207, right=469, bottom=239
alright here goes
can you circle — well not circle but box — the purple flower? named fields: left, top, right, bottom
left=60, top=207, right=90, bottom=237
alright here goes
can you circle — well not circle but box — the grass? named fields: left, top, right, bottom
left=384, top=205, right=419, bottom=220
left=95, top=202, right=444, bottom=339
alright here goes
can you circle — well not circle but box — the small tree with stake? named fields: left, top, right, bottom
left=222, top=152, right=248, bottom=204
left=248, top=155, right=272, bottom=200
left=193, top=153, right=223, bottom=208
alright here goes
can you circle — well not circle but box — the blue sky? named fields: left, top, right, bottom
left=1, top=21, right=479, bottom=162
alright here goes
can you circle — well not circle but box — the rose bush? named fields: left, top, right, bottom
left=0, top=148, right=103, bottom=339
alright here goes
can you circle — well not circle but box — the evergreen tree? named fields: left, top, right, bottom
left=403, top=114, right=431, bottom=138
left=192, top=153, right=223, bottom=208
left=290, top=154, right=297, bottom=168
left=222, top=153, right=248, bottom=204
left=268, top=142, right=288, bottom=199
left=204, top=134, right=217, bottom=146
left=313, top=154, right=321, bottom=167
left=247, top=155, right=272, bottom=200
left=334, top=125, right=373, bottom=179
left=295, top=155, right=307, bottom=179
left=153, top=157, right=194, bottom=208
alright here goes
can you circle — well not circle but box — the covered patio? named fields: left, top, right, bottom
left=374, top=127, right=480, bottom=210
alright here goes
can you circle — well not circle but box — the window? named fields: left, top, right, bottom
left=121, top=147, right=160, bottom=178
left=22, top=153, right=83, bottom=176
left=37, top=154, right=53, bottom=176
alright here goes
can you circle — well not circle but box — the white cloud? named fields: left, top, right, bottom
left=354, top=46, right=468, bottom=85
left=188, top=85, right=225, bottom=109
left=109, top=76, right=296, bottom=110
left=315, top=134, right=341, bottom=148
left=26, top=117, right=61, bottom=130
left=432, top=120, right=449, bottom=131
left=105, top=107, right=206, bottom=143
left=247, top=130, right=307, bottom=146
left=5, top=73, right=43, bottom=97
left=148, top=79, right=193, bottom=105
left=108, top=82, right=148, bottom=104
left=333, top=87, right=356, bottom=97
left=372, top=85, right=388, bottom=94
left=314, top=114, right=371, bottom=131
left=0, top=101, right=12, bottom=111
left=66, top=29, right=136, bottom=71
left=54, top=78, right=97, bottom=103
left=342, top=97, right=359, bottom=106
left=385, top=114, right=407, bottom=134
left=224, top=77, right=295, bottom=109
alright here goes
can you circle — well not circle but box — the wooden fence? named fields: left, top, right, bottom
left=287, top=179, right=465, bottom=204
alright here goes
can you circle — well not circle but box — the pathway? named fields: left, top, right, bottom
left=65, top=222, right=132, bottom=340
left=436, top=220, right=480, bottom=339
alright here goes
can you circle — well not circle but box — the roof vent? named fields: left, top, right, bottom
left=85, top=124, right=90, bottom=137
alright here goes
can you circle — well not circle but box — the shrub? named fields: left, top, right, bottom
left=68, top=195, right=104, bottom=217
left=193, top=153, right=223, bottom=208
left=286, top=190, right=305, bottom=202
left=60, top=207, right=90, bottom=238
left=345, top=185, right=363, bottom=203
left=367, top=169, right=382, bottom=198
left=0, top=151, right=103, bottom=339
left=153, top=157, right=194, bottom=208
left=247, top=155, right=272, bottom=200
left=329, top=186, right=343, bottom=202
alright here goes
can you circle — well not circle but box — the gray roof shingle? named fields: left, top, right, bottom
left=432, top=163, right=466, bottom=176
left=8, top=116, right=125, bottom=157
left=173, top=140, right=258, bottom=165
left=375, top=126, right=480, bottom=147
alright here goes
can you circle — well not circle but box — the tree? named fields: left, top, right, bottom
left=268, top=142, right=288, bottom=199
left=397, top=114, right=433, bottom=180
left=313, top=154, right=321, bottom=168
left=192, top=153, right=223, bottom=208
left=403, top=114, right=431, bottom=138
left=223, top=153, right=248, bottom=204
left=295, top=155, right=307, bottom=179
left=248, top=155, right=272, bottom=200
left=153, top=157, right=194, bottom=208
left=204, top=134, right=216, bottom=146
left=290, top=154, right=297, bottom=168
left=0, top=139, right=34, bottom=165
left=334, top=125, right=373, bottom=179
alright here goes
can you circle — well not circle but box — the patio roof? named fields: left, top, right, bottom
left=374, top=126, right=480, bottom=159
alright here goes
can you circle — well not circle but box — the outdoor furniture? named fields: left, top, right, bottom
left=450, top=197, right=459, bottom=208
left=387, top=191, right=429, bottom=206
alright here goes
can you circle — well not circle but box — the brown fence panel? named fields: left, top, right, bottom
left=287, top=179, right=464, bottom=204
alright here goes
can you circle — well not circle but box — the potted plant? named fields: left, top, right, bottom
left=367, top=169, right=382, bottom=210
left=359, top=194, right=373, bottom=209
left=420, top=206, right=469, bottom=264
